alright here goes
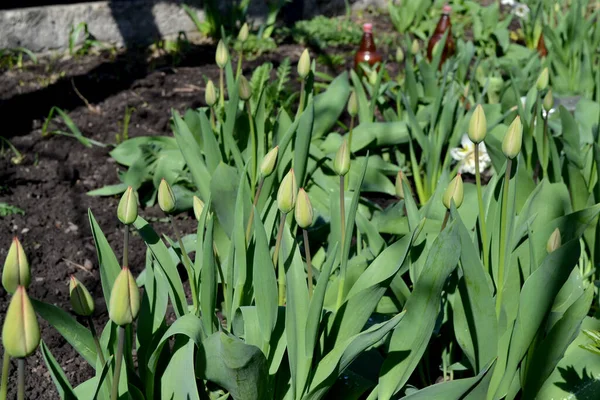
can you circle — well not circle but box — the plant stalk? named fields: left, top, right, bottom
left=110, top=326, right=125, bottom=400
left=336, top=176, right=346, bottom=309
left=219, top=68, right=225, bottom=112
left=245, top=178, right=264, bottom=243
left=236, top=47, right=244, bottom=80
left=247, top=101, right=258, bottom=195
left=495, top=158, right=513, bottom=318
left=542, top=113, right=549, bottom=179
left=122, top=227, right=129, bottom=268
left=170, top=216, right=199, bottom=313
left=17, top=359, right=24, bottom=400
left=441, top=211, right=450, bottom=231
left=297, top=80, right=306, bottom=118
left=347, top=115, right=355, bottom=152
left=303, top=229, right=313, bottom=298
left=0, top=352, right=9, bottom=400
left=474, top=144, right=489, bottom=271
left=274, top=212, right=287, bottom=306
left=210, top=107, right=217, bottom=132
left=87, top=317, right=106, bottom=366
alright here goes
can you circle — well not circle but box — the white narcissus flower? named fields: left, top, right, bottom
left=450, top=134, right=492, bottom=175
left=519, top=96, right=557, bottom=119
left=514, top=3, right=530, bottom=18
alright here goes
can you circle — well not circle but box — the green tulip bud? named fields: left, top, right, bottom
left=411, top=39, right=420, bottom=54
left=546, top=228, right=561, bottom=253
left=216, top=40, right=229, bottom=69
left=238, top=23, right=249, bottom=42
left=468, top=104, right=487, bottom=144
left=396, top=47, right=404, bottom=63
left=69, top=276, right=95, bottom=317
left=298, top=49, right=311, bottom=79
left=205, top=79, right=217, bottom=107
left=536, top=67, right=549, bottom=91
left=295, top=188, right=313, bottom=229
left=502, top=116, right=523, bottom=159
left=543, top=88, right=554, bottom=112
left=2, top=286, right=40, bottom=358
left=347, top=90, right=358, bottom=117
left=117, top=186, right=138, bottom=225
left=109, top=267, right=140, bottom=326
left=442, top=174, right=464, bottom=209
left=238, top=75, right=252, bottom=101
left=333, top=138, right=351, bottom=176
left=260, top=146, right=279, bottom=177
left=368, top=69, right=378, bottom=86
left=2, top=237, right=30, bottom=294
left=395, top=171, right=405, bottom=199
left=193, top=196, right=205, bottom=221
left=158, top=178, right=176, bottom=214
left=277, top=169, right=298, bottom=214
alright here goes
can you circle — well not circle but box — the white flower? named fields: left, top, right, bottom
left=450, top=134, right=492, bottom=175
left=501, top=0, right=516, bottom=6
left=514, top=3, right=530, bottom=18
left=519, top=96, right=556, bottom=119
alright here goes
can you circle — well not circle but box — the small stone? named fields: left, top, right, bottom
left=35, top=277, right=44, bottom=282
left=21, top=228, right=30, bottom=234
left=84, top=259, right=93, bottom=271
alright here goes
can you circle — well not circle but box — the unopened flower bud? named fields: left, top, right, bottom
left=277, top=169, right=298, bottom=214
left=333, top=138, right=351, bottom=176
left=368, top=70, right=378, bottom=86
left=238, top=75, right=252, bottom=101
left=298, top=49, right=311, bottom=79
left=158, top=179, right=176, bottom=214
left=536, top=67, right=549, bottom=91
left=238, top=23, right=249, bottom=42
left=2, top=286, right=40, bottom=358
left=216, top=40, right=229, bottom=69
left=543, top=88, right=554, bottom=112
left=193, top=196, right=205, bottom=221
left=468, top=104, right=487, bottom=144
left=205, top=80, right=217, bottom=107
left=117, top=186, right=138, bottom=225
left=395, top=171, right=405, bottom=199
left=295, top=188, right=313, bottom=229
left=502, top=116, right=523, bottom=159
left=347, top=90, right=358, bottom=118
left=396, top=47, right=404, bottom=63
left=69, top=276, right=95, bottom=317
left=442, top=174, right=464, bottom=209
left=109, top=267, right=140, bottom=326
left=2, top=237, right=30, bottom=294
left=411, top=39, right=420, bottom=54
left=260, top=146, right=279, bottom=177
left=546, top=228, right=561, bottom=253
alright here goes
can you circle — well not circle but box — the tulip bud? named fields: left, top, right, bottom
left=69, top=276, right=95, bottom=317
left=368, top=70, right=378, bottom=86
left=260, top=146, right=279, bottom=177
left=2, top=286, right=40, bottom=358
left=536, top=67, right=549, bottom=91
left=442, top=174, right=464, bottom=209
left=347, top=90, right=358, bottom=118
left=411, top=39, right=420, bottom=54
left=277, top=169, right=298, bottom=214
left=215, top=40, right=229, bottom=69
left=468, top=104, right=487, bottom=144
left=546, top=228, right=561, bottom=253
left=205, top=80, right=217, bottom=107
left=109, top=267, right=140, bottom=326
left=298, top=49, right=311, bottom=79
left=193, top=196, right=205, bottom=221
left=238, top=75, right=252, bottom=101
left=2, top=237, right=30, bottom=294
left=158, top=179, right=176, bottom=214
left=502, top=116, right=523, bottom=159
left=396, top=47, right=404, bottom=63
left=117, top=186, right=138, bottom=225
left=295, top=189, right=313, bottom=229
left=333, top=138, right=351, bottom=176
left=543, top=88, right=554, bottom=112
left=395, top=171, right=405, bottom=199
left=238, top=23, right=249, bottom=42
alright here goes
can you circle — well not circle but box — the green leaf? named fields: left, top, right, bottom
left=313, top=72, right=350, bottom=138
left=559, top=105, right=583, bottom=169
left=201, top=217, right=217, bottom=334
left=40, top=341, right=77, bottom=399
left=350, top=69, right=372, bottom=123
left=161, top=339, right=201, bottom=400
left=210, top=162, right=240, bottom=237
left=88, top=209, right=121, bottom=307
left=379, top=221, right=462, bottom=400
left=87, top=183, right=129, bottom=196
left=294, top=99, right=315, bottom=187
left=198, top=110, right=222, bottom=172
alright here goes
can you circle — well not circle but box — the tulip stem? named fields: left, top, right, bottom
left=219, top=68, right=225, bottom=112
left=17, top=359, right=24, bottom=400
left=348, top=115, right=355, bottom=153
left=274, top=212, right=287, bottom=306
left=111, top=326, right=125, bottom=400
left=0, top=352, right=9, bottom=400
left=245, top=178, right=264, bottom=243
left=209, top=107, right=216, bottom=132
left=303, top=229, right=313, bottom=299
left=87, top=317, right=106, bottom=366
left=336, top=176, right=346, bottom=309
left=170, top=217, right=199, bottom=313
left=542, top=114, right=549, bottom=179
left=122, top=227, right=129, bottom=268
left=474, top=144, right=489, bottom=271
left=297, top=80, right=306, bottom=118
left=247, top=101, right=257, bottom=195
left=441, top=211, right=450, bottom=231
left=496, top=159, right=513, bottom=318
left=236, top=47, right=243, bottom=80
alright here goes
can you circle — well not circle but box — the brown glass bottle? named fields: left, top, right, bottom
left=427, top=4, right=456, bottom=66
left=537, top=34, right=548, bottom=57
left=354, top=23, right=383, bottom=72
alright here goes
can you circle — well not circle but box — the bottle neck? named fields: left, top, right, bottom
left=435, top=14, right=451, bottom=34
left=359, top=32, right=376, bottom=52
